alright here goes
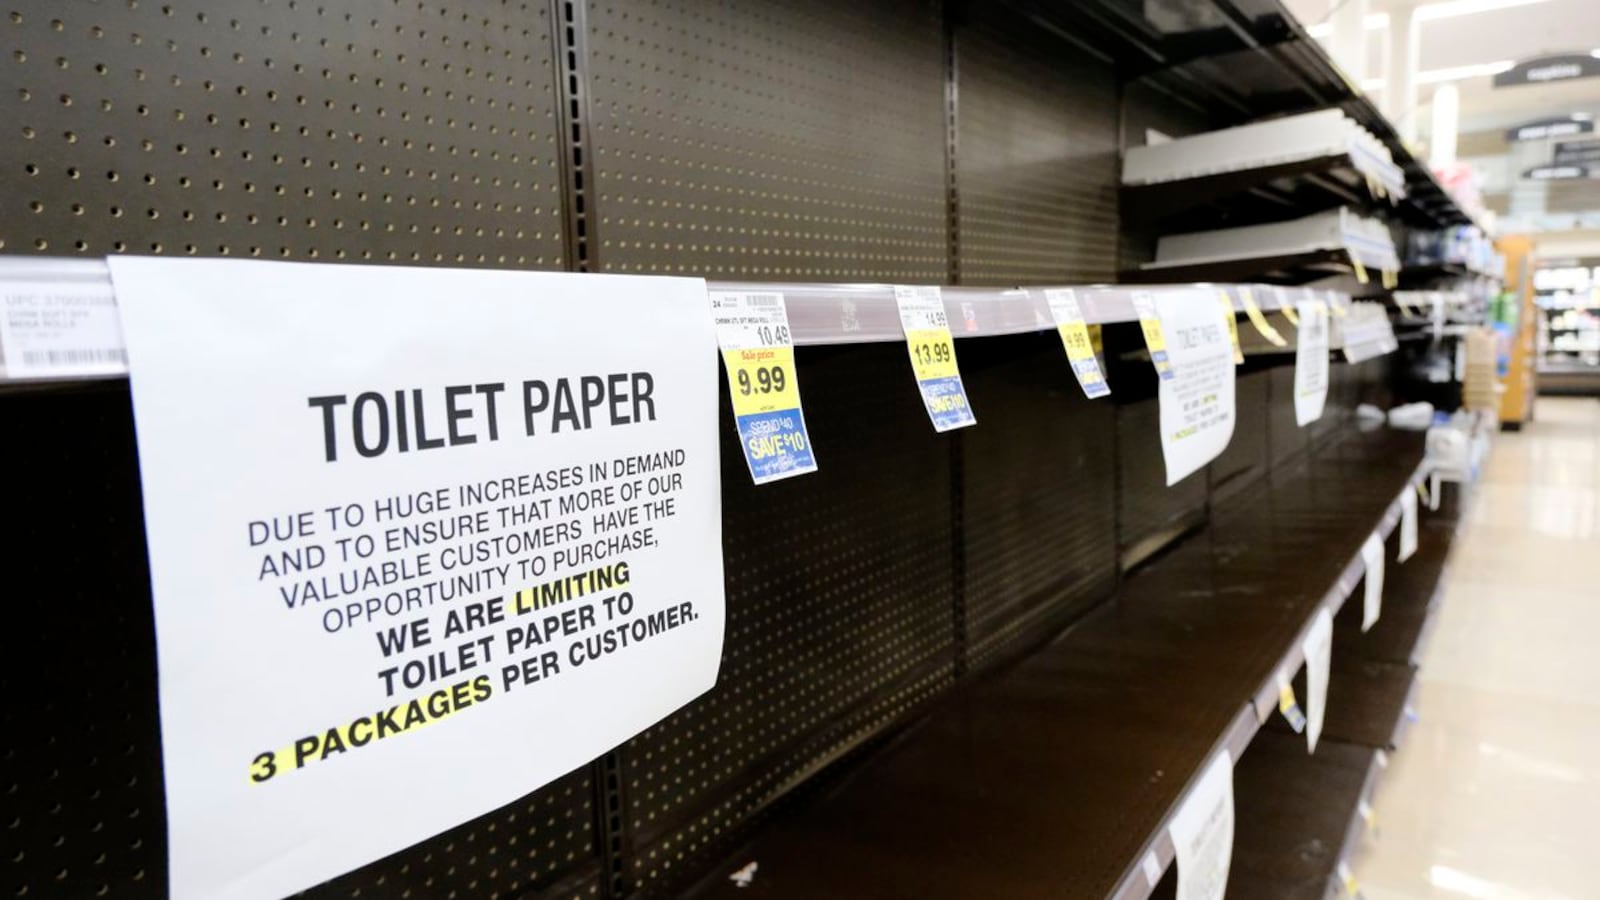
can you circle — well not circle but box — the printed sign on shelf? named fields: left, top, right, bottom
left=709, top=291, right=818, bottom=485
left=1294, top=299, right=1330, bottom=427
left=1362, top=533, right=1386, bottom=632
left=1168, top=749, right=1235, bottom=900
left=1140, top=291, right=1237, bottom=486
left=109, top=258, right=727, bottom=900
left=894, top=285, right=976, bottom=431
left=1044, top=288, right=1111, bottom=399
left=1302, top=607, right=1333, bottom=753
left=1399, top=486, right=1419, bottom=563
left=0, top=275, right=128, bottom=378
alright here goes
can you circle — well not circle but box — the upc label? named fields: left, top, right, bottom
left=1132, top=292, right=1175, bottom=381
left=0, top=278, right=129, bottom=379
left=895, top=285, right=976, bottom=431
left=1044, top=289, right=1110, bottom=398
left=710, top=291, right=819, bottom=484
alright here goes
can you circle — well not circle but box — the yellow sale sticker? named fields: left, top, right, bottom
left=1217, top=291, right=1244, bottom=365
left=1239, top=287, right=1288, bottom=347
left=1132, top=292, right=1174, bottom=381
left=1044, top=288, right=1110, bottom=398
left=709, top=291, right=819, bottom=484
left=894, top=285, right=975, bottom=431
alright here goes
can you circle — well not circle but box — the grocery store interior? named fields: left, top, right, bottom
left=4, top=1, right=1600, bottom=898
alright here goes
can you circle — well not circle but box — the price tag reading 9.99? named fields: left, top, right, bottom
left=735, top=363, right=787, bottom=397
left=708, top=290, right=818, bottom=485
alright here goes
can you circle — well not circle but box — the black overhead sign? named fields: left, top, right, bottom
left=1522, top=164, right=1598, bottom=181
left=1495, top=54, right=1600, bottom=88
left=1555, top=139, right=1600, bottom=165
left=1506, top=116, right=1594, bottom=142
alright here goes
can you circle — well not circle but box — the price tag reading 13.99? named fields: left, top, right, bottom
left=709, top=290, right=819, bottom=484
left=894, top=285, right=976, bottom=431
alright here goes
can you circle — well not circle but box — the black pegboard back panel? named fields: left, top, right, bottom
left=1, top=387, right=604, bottom=900
left=954, top=5, right=1119, bottom=285
left=2, top=0, right=566, bottom=268
left=960, top=333, right=1118, bottom=672
left=1268, top=364, right=1310, bottom=469
left=621, top=344, right=958, bottom=894
left=584, top=0, right=948, bottom=280
left=1118, top=396, right=1208, bottom=567
left=1210, top=368, right=1270, bottom=502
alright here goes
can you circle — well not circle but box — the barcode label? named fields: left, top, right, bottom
left=21, top=347, right=128, bottom=366
left=744, top=293, right=783, bottom=307
left=1, top=277, right=128, bottom=378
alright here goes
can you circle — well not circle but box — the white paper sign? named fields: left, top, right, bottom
left=1302, top=608, right=1333, bottom=753
left=1294, top=300, right=1329, bottom=426
left=1152, top=292, right=1237, bottom=486
left=1398, top=487, right=1419, bottom=563
left=1362, top=533, right=1386, bottom=632
left=0, top=277, right=128, bottom=378
left=109, top=258, right=726, bottom=900
left=1168, top=749, right=1235, bottom=900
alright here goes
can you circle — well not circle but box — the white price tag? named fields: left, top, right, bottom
left=1398, top=487, right=1418, bottom=563
left=1141, top=849, right=1165, bottom=888
left=1362, top=533, right=1386, bottom=632
left=1168, top=750, right=1235, bottom=900
left=0, top=278, right=128, bottom=378
left=1293, top=300, right=1329, bottom=427
left=1302, top=608, right=1333, bottom=753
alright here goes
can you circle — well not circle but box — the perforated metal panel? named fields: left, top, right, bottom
left=960, top=333, right=1118, bottom=671
left=1118, top=396, right=1207, bottom=568
left=1, top=386, right=603, bottom=900
left=1, top=1, right=566, bottom=267
left=620, top=345, right=957, bottom=895
left=584, top=0, right=948, bottom=280
left=1267, top=365, right=1309, bottom=469
left=1211, top=368, right=1270, bottom=502
left=954, top=5, right=1119, bottom=285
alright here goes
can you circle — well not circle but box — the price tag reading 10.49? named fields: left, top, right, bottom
left=894, top=285, right=976, bottom=431
left=709, top=291, right=819, bottom=484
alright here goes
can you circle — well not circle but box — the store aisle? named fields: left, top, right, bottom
left=1354, top=398, right=1600, bottom=900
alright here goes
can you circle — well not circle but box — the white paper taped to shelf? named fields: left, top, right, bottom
left=1294, top=299, right=1330, bottom=426
left=709, top=291, right=818, bottom=485
left=1302, top=608, right=1333, bottom=753
left=1168, top=749, right=1234, bottom=900
left=1044, top=288, right=1110, bottom=398
left=1398, top=487, right=1419, bottom=563
left=1362, top=533, right=1386, bottom=632
left=0, top=276, right=127, bottom=379
left=1147, top=291, right=1237, bottom=486
left=109, top=258, right=726, bottom=900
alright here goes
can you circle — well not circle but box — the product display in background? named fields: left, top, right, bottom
left=110, top=258, right=727, bottom=900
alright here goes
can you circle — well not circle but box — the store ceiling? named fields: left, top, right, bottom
left=1285, top=0, right=1600, bottom=233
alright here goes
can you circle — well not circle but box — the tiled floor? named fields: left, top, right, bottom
left=1353, top=397, right=1600, bottom=900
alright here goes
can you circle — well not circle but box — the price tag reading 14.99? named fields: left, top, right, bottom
left=894, top=285, right=976, bottom=431
left=709, top=291, right=819, bottom=485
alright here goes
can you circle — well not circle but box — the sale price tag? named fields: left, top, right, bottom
left=1216, top=291, right=1244, bottom=365
left=1361, top=532, right=1385, bottom=632
left=1044, top=288, right=1110, bottom=398
left=1398, top=487, right=1418, bottom=563
left=710, top=291, right=819, bottom=484
left=895, top=285, right=976, bottom=431
left=1239, top=288, right=1288, bottom=347
left=1132, top=291, right=1175, bottom=381
left=1276, top=670, right=1308, bottom=734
